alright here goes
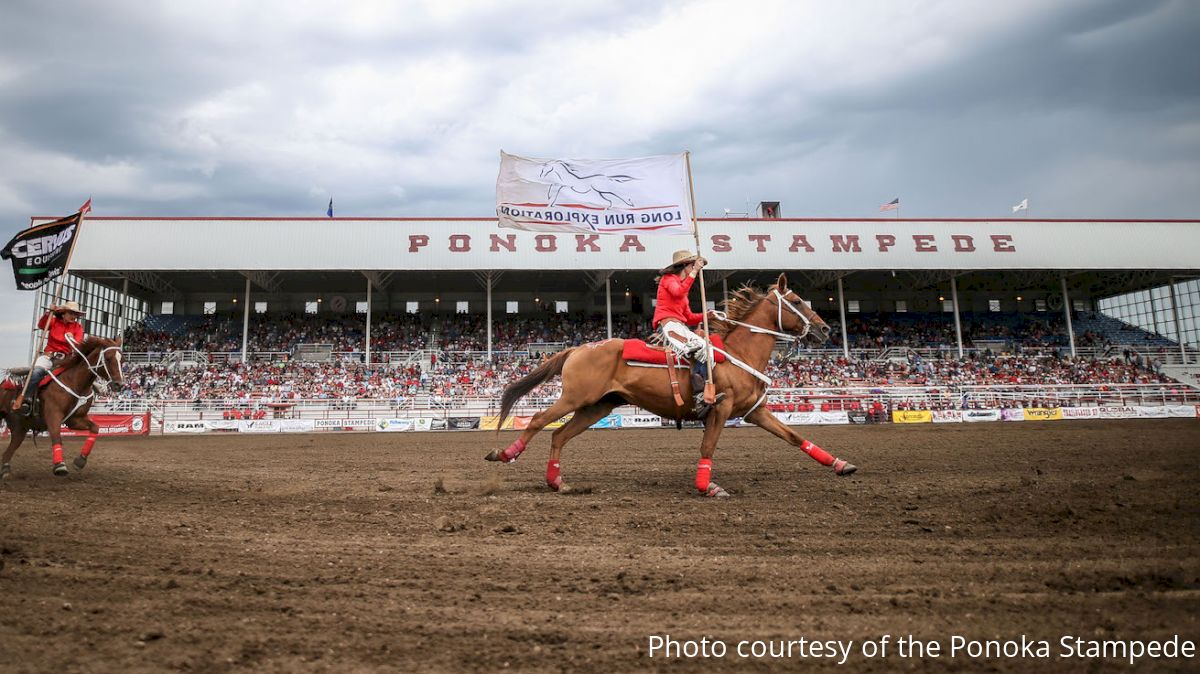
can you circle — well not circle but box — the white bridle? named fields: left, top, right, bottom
left=710, top=289, right=816, bottom=342
left=64, top=335, right=125, bottom=393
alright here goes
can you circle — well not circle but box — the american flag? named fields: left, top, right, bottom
left=879, top=198, right=899, bottom=212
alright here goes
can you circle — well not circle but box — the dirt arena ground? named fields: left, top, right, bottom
left=1, top=419, right=1197, bottom=672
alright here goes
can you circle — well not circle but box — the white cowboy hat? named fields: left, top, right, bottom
left=51, top=301, right=85, bottom=315
left=660, top=249, right=701, bottom=274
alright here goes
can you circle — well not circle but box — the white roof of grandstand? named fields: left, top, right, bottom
left=57, top=217, right=1200, bottom=273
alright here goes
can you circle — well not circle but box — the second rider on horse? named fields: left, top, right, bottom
left=653, top=250, right=725, bottom=418
left=16, top=301, right=85, bottom=417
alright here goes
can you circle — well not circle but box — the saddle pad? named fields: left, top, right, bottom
left=622, top=335, right=727, bottom=365
left=2, top=367, right=67, bottom=390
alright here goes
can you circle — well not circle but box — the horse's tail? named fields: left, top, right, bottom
left=497, top=348, right=576, bottom=431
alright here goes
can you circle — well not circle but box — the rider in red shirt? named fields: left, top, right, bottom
left=653, top=250, right=724, bottom=417
left=17, top=301, right=86, bottom=416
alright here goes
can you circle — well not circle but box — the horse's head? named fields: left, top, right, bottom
left=539, top=160, right=566, bottom=179
left=771, top=273, right=832, bottom=344
left=89, top=337, right=126, bottom=393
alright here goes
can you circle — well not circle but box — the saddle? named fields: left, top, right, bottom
left=621, top=335, right=728, bottom=366
left=622, top=335, right=728, bottom=409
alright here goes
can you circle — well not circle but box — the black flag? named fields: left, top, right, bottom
left=0, top=212, right=83, bottom=290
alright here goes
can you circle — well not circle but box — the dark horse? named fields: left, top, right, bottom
left=485, top=274, right=857, bottom=497
left=0, top=336, right=126, bottom=478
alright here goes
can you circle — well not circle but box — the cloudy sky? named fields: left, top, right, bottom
left=0, top=0, right=1197, bottom=362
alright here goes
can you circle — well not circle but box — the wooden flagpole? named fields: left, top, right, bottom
left=683, top=152, right=715, bottom=404
left=14, top=203, right=90, bottom=410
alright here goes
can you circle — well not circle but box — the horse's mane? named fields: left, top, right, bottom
left=713, top=285, right=768, bottom=337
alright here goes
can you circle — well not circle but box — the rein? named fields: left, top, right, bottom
left=705, top=289, right=819, bottom=415
left=711, top=289, right=812, bottom=343
left=49, top=339, right=124, bottom=418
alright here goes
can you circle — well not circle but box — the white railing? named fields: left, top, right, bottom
left=92, top=383, right=1199, bottom=423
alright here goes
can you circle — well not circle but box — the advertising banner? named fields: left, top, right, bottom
left=777, top=411, right=851, bottom=425
left=1023, top=408, right=1063, bottom=421
left=447, top=416, right=481, bottom=430
left=963, top=409, right=1001, bottom=423
left=847, top=410, right=870, bottom=425
left=204, top=420, right=239, bottom=431
left=1001, top=408, right=1026, bottom=422
left=932, top=410, right=963, bottom=424
left=892, top=410, right=933, bottom=424
left=479, top=416, right=514, bottom=431
left=1098, top=406, right=1136, bottom=419
left=1133, top=406, right=1169, bottom=419
left=375, top=418, right=415, bottom=432
left=60, top=413, right=150, bottom=436
left=590, top=414, right=622, bottom=429
left=312, top=418, right=376, bottom=430
left=238, top=419, right=282, bottom=433
left=621, top=414, right=663, bottom=428
left=279, top=419, right=316, bottom=433
left=430, top=418, right=448, bottom=431
left=1061, top=407, right=1100, bottom=420
left=165, top=420, right=208, bottom=434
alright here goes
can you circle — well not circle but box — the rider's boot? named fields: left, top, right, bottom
left=17, top=368, right=44, bottom=417
left=689, top=353, right=725, bottom=418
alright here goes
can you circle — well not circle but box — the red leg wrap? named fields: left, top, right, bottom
left=800, top=439, right=835, bottom=466
left=81, top=433, right=98, bottom=458
left=499, top=437, right=527, bottom=463
left=545, top=459, right=562, bottom=491
left=52, top=444, right=64, bottom=465
left=695, top=458, right=713, bottom=492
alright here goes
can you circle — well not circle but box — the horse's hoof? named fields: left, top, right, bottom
left=484, top=450, right=502, bottom=462
left=833, top=459, right=857, bottom=476
left=703, top=482, right=730, bottom=498
left=73, top=456, right=87, bottom=470
left=0, top=464, right=10, bottom=480
left=52, top=462, right=69, bottom=477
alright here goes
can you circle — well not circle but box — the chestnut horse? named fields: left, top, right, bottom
left=485, top=274, right=857, bottom=497
left=0, top=336, right=126, bottom=478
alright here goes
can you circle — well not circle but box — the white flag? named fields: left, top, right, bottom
left=1012, top=198, right=1028, bottom=213
left=496, top=151, right=694, bottom=235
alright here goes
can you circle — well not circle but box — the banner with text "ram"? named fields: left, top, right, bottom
left=497, top=151, right=693, bottom=236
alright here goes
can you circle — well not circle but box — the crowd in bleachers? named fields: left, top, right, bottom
left=117, top=350, right=1173, bottom=403
left=765, top=351, right=1173, bottom=388
left=108, top=310, right=1179, bottom=402
left=126, top=313, right=430, bottom=353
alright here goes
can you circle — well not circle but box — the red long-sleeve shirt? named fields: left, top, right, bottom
left=652, top=274, right=705, bottom=329
left=38, top=312, right=84, bottom=355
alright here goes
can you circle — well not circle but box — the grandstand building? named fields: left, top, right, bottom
left=23, top=214, right=1200, bottom=426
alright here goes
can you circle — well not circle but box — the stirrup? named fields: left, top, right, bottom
left=692, top=392, right=726, bottom=418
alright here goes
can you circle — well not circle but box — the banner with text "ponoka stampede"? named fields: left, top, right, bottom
left=495, top=151, right=694, bottom=236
